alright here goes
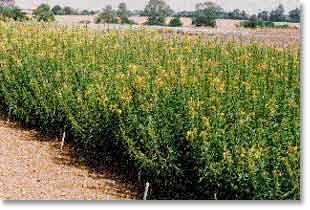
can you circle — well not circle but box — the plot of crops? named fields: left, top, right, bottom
left=0, top=22, right=300, bottom=199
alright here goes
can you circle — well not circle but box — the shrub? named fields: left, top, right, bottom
left=241, top=16, right=276, bottom=29
left=274, top=24, right=289, bottom=29
left=192, top=15, right=216, bottom=27
left=168, top=17, right=183, bottom=27
left=145, top=16, right=166, bottom=26
left=0, top=22, right=300, bottom=200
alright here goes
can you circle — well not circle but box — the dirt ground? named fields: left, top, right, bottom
left=0, top=120, right=138, bottom=200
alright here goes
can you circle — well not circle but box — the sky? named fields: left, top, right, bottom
left=15, top=0, right=301, bottom=14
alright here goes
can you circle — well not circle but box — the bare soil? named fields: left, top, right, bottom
left=0, top=120, right=138, bottom=200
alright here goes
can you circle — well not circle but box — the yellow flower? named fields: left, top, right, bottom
left=128, top=64, right=138, bottom=75
left=287, top=144, right=298, bottom=156
left=120, top=90, right=132, bottom=105
left=133, top=75, right=146, bottom=92
left=223, top=149, right=232, bottom=163
left=186, top=128, right=198, bottom=142
left=202, top=117, right=211, bottom=130
left=266, top=99, right=278, bottom=117
left=116, top=73, right=126, bottom=81
left=210, top=76, right=225, bottom=93
left=288, top=99, right=299, bottom=109
left=110, top=104, right=122, bottom=115
left=273, top=170, right=283, bottom=177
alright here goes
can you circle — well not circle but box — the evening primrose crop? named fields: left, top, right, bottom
left=0, top=21, right=300, bottom=199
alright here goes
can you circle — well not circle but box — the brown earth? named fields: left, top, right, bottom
left=0, top=120, right=138, bottom=200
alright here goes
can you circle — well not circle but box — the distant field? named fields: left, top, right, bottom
left=54, top=15, right=300, bottom=29
left=54, top=16, right=300, bottom=47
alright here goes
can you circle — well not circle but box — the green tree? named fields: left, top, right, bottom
left=117, top=2, right=132, bottom=24
left=33, top=4, right=55, bottom=22
left=52, top=5, right=64, bottom=15
left=241, top=10, right=249, bottom=20
left=258, top=10, right=269, bottom=21
left=80, top=9, right=91, bottom=15
left=64, top=6, right=77, bottom=15
left=144, top=0, right=173, bottom=26
left=95, top=5, right=118, bottom=24
left=269, top=4, right=286, bottom=22
left=193, top=2, right=223, bottom=27
left=228, top=9, right=242, bottom=19
left=243, top=14, right=259, bottom=28
left=288, top=8, right=301, bottom=22
left=0, top=6, right=26, bottom=21
left=241, top=14, right=274, bottom=28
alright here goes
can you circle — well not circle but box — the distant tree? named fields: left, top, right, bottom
left=225, top=9, right=248, bottom=20
left=33, top=4, right=55, bottom=21
left=258, top=10, right=269, bottom=21
left=192, top=2, right=223, bottom=27
left=80, top=9, right=89, bottom=15
left=241, top=10, right=249, bottom=20
left=52, top=5, right=64, bottom=15
left=132, top=9, right=144, bottom=16
left=174, top=10, right=194, bottom=18
left=241, top=14, right=275, bottom=28
left=117, top=2, right=132, bottom=24
left=168, top=17, right=182, bottom=27
left=288, top=8, right=301, bottom=22
left=64, top=6, right=77, bottom=15
left=241, top=14, right=265, bottom=28
left=0, top=6, right=26, bottom=21
left=95, top=5, right=118, bottom=24
left=144, top=0, right=173, bottom=26
left=82, top=10, right=97, bottom=15
left=269, top=4, right=286, bottom=22
left=245, top=14, right=258, bottom=28
left=228, top=9, right=242, bottom=19
left=89, top=10, right=97, bottom=15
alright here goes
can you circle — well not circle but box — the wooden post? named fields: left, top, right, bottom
left=60, top=131, right=66, bottom=151
left=143, top=182, right=150, bottom=200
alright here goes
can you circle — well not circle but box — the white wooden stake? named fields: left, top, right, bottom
left=143, top=182, right=150, bottom=200
left=60, top=131, right=66, bottom=151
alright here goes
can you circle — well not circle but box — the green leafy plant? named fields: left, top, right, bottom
left=0, top=22, right=300, bottom=200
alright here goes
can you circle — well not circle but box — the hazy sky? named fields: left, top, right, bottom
left=15, top=0, right=301, bottom=14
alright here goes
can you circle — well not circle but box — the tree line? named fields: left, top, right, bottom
left=93, top=0, right=300, bottom=27
left=0, top=0, right=301, bottom=27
